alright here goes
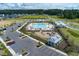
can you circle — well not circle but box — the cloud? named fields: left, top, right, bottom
left=0, top=3, right=79, bottom=9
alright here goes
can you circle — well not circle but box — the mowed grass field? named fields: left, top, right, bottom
left=59, top=28, right=79, bottom=46
left=0, top=18, right=25, bottom=28
left=0, top=42, right=12, bottom=56
left=18, top=15, right=48, bottom=19
left=63, top=18, right=79, bottom=30
left=66, top=18, right=79, bottom=22
left=58, top=28, right=79, bottom=55
left=64, top=18, right=79, bottom=24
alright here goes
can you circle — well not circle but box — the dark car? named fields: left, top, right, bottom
left=5, top=40, right=15, bottom=46
left=3, top=28, right=6, bottom=30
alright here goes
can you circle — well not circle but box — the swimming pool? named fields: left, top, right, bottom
left=32, top=23, right=48, bottom=29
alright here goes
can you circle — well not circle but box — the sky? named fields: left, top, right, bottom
left=0, top=3, right=79, bottom=9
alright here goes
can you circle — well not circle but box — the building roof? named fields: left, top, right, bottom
left=55, top=21, right=66, bottom=26
left=48, top=33, right=62, bottom=44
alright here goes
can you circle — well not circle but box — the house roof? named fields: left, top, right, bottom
left=48, top=33, right=62, bottom=44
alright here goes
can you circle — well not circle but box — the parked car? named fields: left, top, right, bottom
left=3, top=28, right=6, bottom=30
left=5, top=40, right=15, bottom=46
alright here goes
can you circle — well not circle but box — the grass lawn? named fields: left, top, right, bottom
left=19, top=15, right=48, bottom=19
left=50, top=16, right=65, bottom=21
left=0, top=18, right=26, bottom=28
left=50, top=16, right=64, bottom=19
left=0, top=31, right=3, bottom=35
left=59, top=28, right=79, bottom=46
left=67, top=22, right=79, bottom=29
left=0, top=42, right=12, bottom=56
left=58, top=28, right=79, bottom=55
left=64, top=18, right=79, bottom=24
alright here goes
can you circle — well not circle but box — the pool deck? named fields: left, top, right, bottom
left=26, top=22, right=54, bottom=31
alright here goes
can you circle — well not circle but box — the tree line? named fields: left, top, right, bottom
left=0, top=9, right=79, bottom=19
